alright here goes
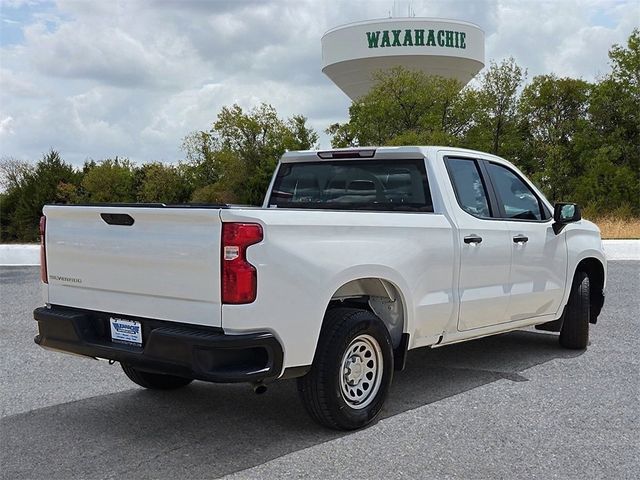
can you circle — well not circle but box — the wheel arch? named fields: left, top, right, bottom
left=323, top=277, right=411, bottom=370
left=574, top=257, right=605, bottom=323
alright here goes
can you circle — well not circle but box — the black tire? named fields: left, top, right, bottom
left=297, top=308, right=394, bottom=430
left=121, top=364, right=193, bottom=390
left=559, top=271, right=590, bottom=349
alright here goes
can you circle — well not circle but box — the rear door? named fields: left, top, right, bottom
left=445, top=157, right=512, bottom=330
left=44, top=205, right=223, bottom=327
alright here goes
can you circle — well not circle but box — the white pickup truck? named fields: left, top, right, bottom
left=34, top=146, right=606, bottom=430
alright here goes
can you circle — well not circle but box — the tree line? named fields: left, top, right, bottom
left=1, top=30, right=637, bottom=243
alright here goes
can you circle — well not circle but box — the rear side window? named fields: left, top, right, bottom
left=445, top=158, right=491, bottom=218
left=268, top=160, right=433, bottom=212
left=486, top=163, right=548, bottom=220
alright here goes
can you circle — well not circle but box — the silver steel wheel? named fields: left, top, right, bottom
left=339, top=334, right=384, bottom=409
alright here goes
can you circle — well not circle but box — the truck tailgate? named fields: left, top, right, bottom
left=43, top=205, right=222, bottom=328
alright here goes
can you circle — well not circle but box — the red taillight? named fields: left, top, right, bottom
left=39, top=215, right=48, bottom=283
left=221, top=223, right=263, bottom=304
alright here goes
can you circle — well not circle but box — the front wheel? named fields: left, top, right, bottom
left=559, top=271, right=590, bottom=349
left=297, top=308, right=394, bottom=430
left=121, top=364, right=193, bottom=390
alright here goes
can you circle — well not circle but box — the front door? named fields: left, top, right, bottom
left=483, top=162, right=568, bottom=321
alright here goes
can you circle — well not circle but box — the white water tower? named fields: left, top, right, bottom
left=322, top=17, right=485, bottom=100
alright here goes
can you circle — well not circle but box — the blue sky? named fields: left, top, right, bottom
left=0, top=0, right=638, bottom=166
left=0, top=0, right=62, bottom=46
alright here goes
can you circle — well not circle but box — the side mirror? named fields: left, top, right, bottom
left=553, top=203, right=581, bottom=234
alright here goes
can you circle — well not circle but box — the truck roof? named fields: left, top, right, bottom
left=280, top=146, right=505, bottom=163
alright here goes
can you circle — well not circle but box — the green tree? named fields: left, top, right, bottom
left=180, top=131, right=219, bottom=193
left=183, top=103, right=318, bottom=205
left=287, top=115, right=320, bottom=151
left=328, top=67, right=471, bottom=147
left=609, top=28, right=640, bottom=92
left=136, top=162, right=190, bottom=204
left=576, top=29, right=640, bottom=214
left=2, top=150, right=80, bottom=242
left=81, top=158, right=136, bottom=203
left=326, top=121, right=357, bottom=148
left=518, top=75, right=591, bottom=201
left=573, top=146, right=640, bottom=214
left=466, top=57, right=526, bottom=157
left=0, top=157, right=34, bottom=191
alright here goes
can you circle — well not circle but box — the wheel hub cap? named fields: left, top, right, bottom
left=345, top=356, right=364, bottom=385
left=339, top=334, right=384, bottom=409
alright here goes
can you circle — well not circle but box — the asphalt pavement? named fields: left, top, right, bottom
left=1, top=263, right=638, bottom=479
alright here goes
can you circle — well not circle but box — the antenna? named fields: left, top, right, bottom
left=389, top=0, right=415, bottom=18
left=408, top=1, right=415, bottom=17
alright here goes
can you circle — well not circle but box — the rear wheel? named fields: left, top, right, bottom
left=121, top=364, right=193, bottom=390
left=559, top=271, right=590, bottom=349
left=297, top=308, right=393, bottom=430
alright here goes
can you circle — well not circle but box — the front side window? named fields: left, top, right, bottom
left=268, top=159, right=433, bottom=212
left=486, top=163, right=546, bottom=220
left=445, top=158, right=491, bottom=217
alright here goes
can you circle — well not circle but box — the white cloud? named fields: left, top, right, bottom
left=0, top=116, right=16, bottom=136
left=0, top=68, right=43, bottom=96
left=0, top=0, right=636, bottom=165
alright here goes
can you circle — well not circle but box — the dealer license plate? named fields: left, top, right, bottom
left=110, top=317, right=142, bottom=346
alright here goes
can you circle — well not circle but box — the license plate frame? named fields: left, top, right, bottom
left=109, top=317, right=142, bottom=346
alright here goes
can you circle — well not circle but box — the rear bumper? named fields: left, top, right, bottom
left=33, top=305, right=283, bottom=384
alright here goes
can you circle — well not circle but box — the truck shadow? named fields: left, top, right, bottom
left=2, top=330, right=582, bottom=479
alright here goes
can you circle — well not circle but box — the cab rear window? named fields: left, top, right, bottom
left=268, top=160, right=433, bottom=212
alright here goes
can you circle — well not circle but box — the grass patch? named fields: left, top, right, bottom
left=591, top=216, right=640, bottom=239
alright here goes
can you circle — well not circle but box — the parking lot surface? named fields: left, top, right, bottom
left=1, top=262, right=638, bottom=479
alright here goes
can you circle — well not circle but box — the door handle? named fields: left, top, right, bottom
left=464, top=234, right=483, bottom=244
left=100, top=213, right=134, bottom=226
left=513, top=234, right=529, bottom=244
